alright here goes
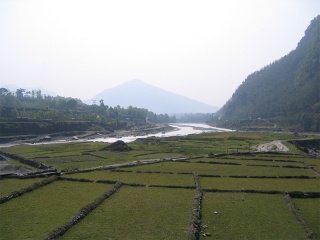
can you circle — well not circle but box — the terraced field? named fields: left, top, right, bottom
left=0, top=132, right=319, bottom=239
left=62, top=186, right=195, bottom=240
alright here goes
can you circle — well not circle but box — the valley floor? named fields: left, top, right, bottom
left=0, top=131, right=319, bottom=239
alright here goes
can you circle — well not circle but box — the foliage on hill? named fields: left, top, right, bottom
left=0, top=88, right=176, bottom=135
left=213, top=16, right=320, bottom=132
left=175, top=113, right=214, bottom=123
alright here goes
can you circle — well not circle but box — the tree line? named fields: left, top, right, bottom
left=0, top=87, right=176, bottom=134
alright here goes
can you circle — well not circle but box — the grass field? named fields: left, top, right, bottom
left=293, top=198, right=320, bottom=239
left=61, top=186, right=195, bottom=240
left=0, top=181, right=114, bottom=239
left=67, top=170, right=194, bottom=187
left=0, top=178, right=45, bottom=197
left=301, top=157, right=320, bottom=172
left=201, top=192, right=306, bottom=239
left=3, top=141, right=187, bottom=171
left=191, top=157, right=306, bottom=167
left=122, top=161, right=317, bottom=177
left=0, top=131, right=319, bottom=239
left=34, top=154, right=122, bottom=171
left=201, top=177, right=320, bottom=192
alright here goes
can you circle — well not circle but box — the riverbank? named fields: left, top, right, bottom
left=0, top=124, right=174, bottom=147
left=0, top=123, right=232, bottom=148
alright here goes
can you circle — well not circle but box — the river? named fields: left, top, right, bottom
left=0, top=123, right=232, bottom=148
left=88, top=123, right=233, bottom=143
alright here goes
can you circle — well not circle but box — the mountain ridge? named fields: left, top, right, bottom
left=214, top=15, right=320, bottom=132
left=90, top=79, right=219, bottom=114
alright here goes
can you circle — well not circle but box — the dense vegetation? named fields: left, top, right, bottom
left=175, top=113, right=214, bottom=123
left=213, top=16, right=320, bottom=132
left=0, top=88, right=176, bottom=135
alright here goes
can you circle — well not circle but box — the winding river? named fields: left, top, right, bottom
left=88, top=123, right=233, bottom=143
left=0, top=123, right=232, bottom=148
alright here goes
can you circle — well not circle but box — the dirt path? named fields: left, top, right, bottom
left=254, top=140, right=289, bottom=152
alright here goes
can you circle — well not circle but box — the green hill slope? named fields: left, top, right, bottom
left=215, top=16, right=320, bottom=132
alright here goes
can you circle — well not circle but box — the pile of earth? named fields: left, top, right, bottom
left=254, top=141, right=289, bottom=152
left=101, top=140, right=132, bottom=152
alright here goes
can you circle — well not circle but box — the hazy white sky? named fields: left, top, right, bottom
left=0, top=0, right=319, bottom=107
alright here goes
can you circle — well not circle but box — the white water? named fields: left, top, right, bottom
left=88, top=123, right=233, bottom=143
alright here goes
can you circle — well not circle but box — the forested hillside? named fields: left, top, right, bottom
left=214, top=16, right=320, bottom=132
left=0, top=88, right=175, bottom=135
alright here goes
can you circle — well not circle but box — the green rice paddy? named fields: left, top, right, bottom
left=0, top=181, right=113, bottom=239
left=62, top=186, right=195, bottom=240
left=0, top=178, right=45, bottom=197
left=123, top=161, right=317, bottom=177
left=0, top=131, right=319, bottom=239
left=201, top=177, right=320, bottom=192
left=67, top=170, right=194, bottom=187
left=293, top=198, right=320, bottom=239
left=201, top=192, right=306, bottom=239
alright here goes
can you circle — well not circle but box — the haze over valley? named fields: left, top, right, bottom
left=1, top=0, right=319, bottom=108
left=0, top=1, right=319, bottom=132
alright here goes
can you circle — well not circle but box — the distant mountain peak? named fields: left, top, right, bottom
left=91, top=80, right=219, bottom=114
left=129, top=79, right=144, bottom=83
left=122, top=79, right=144, bottom=85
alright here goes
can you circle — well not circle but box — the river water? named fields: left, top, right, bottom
left=88, top=123, right=232, bottom=143
left=0, top=123, right=232, bottom=148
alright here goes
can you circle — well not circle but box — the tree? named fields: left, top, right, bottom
left=66, top=99, right=78, bottom=109
left=0, top=88, right=9, bottom=95
left=16, top=88, right=25, bottom=99
left=36, top=89, right=42, bottom=99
